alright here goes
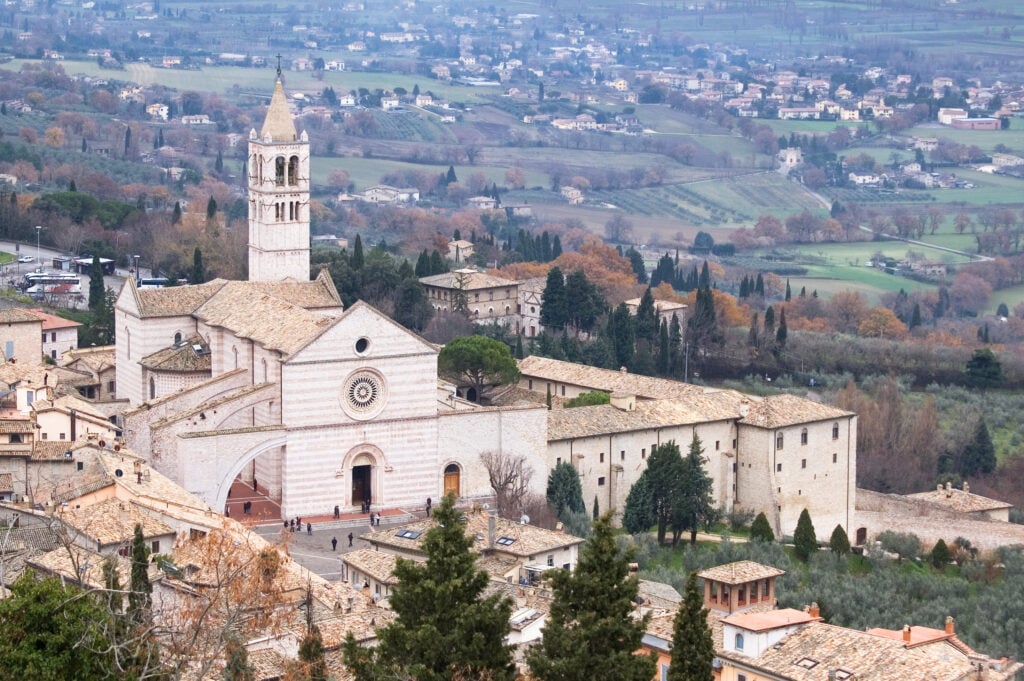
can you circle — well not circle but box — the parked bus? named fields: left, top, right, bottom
left=21, top=271, right=82, bottom=297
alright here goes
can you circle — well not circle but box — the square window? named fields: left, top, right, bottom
left=41, top=433, right=47, bottom=440
left=776, top=463, right=782, bottom=472
left=151, top=540, right=160, bottom=554
left=76, top=461, right=83, bottom=471
left=547, top=555, right=554, bottom=566
left=801, top=459, right=806, bottom=469
left=833, top=453, right=838, bottom=463
left=59, top=433, right=65, bottom=440
left=598, top=476, right=605, bottom=486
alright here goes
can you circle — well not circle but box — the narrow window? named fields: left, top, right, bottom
left=776, top=463, right=782, bottom=472
left=275, top=156, right=285, bottom=185
left=288, top=155, right=299, bottom=185
left=641, top=448, right=646, bottom=459
left=801, top=428, right=808, bottom=445
left=776, top=432, right=784, bottom=449
left=801, top=459, right=806, bottom=469
left=735, top=633, right=744, bottom=650
left=715, top=440, right=720, bottom=450
left=599, top=452, right=604, bottom=463
left=151, top=540, right=160, bottom=554
left=833, top=452, right=838, bottom=463
left=620, top=450, right=625, bottom=461
left=598, top=476, right=605, bottom=486
left=832, top=422, right=840, bottom=439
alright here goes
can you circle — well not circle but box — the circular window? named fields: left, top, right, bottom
left=355, top=337, right=370, bottom=355
left=342, top=369, right=387, bottom=420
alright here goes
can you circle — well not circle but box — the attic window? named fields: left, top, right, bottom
left=794, top=658, right=818, bottom=670
left=395, top=529, right=422, bottom=540
left=834, top=670, right=853, bottom=680
left=495, top=536, right=516, bottom=546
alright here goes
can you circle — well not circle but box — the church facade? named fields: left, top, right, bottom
left=116, top=75, right=547, bottom=519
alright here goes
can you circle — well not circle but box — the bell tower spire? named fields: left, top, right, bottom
left=246, top=71, right=310, bottom=282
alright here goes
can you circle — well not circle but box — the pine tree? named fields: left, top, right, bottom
left=785, top=279, right=792, bottom=301
left=343, top=494, right=515, bottom=681
left=298, top=624, right=327, bottom=681
left=776, top=308, right=788, bottom=349
left=960, top=417, right=996, bottom=477
left=667, top=572, right=714, bottom=681
left=171, top=201, right=181, bottom=224
left=592, top=495, right=599, bottom=520
left=749, top=512, right=775, bottom=542
left=794, top=509, right=817, bottom=562
left=88, top=255, right=105, bottom=311
left=445, top=165, right=458, bottom=184
left=829, top=524, right=851, bottom=556
left=674, top=433, right=716, bottom=545
left=647, top=441, right=685, bottom=545
left=541, top=267, right=568, bottom=331
left=634, top=287, right=658, bottom=343
left=527, top=513, right=656, bottom=681
left=931, top=538, right=951, bottom=569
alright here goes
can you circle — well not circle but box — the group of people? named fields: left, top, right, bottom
left=285, top=517, right=312, bottom=535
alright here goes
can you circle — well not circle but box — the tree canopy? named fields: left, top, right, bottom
left=437, top=335, right=520, bottom=403
left=547, top=460, right=585, bottom=518
left=343, top=494, right=515, bottom=681
left=527, top=513, right=656, bottom=681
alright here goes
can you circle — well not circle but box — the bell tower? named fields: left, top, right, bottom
left=247, top=66, right=310, bottom=282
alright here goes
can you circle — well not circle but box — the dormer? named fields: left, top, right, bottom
left=697, top=560, right=784, bottom=614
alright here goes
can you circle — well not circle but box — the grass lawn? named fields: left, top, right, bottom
left=313, top=156, right=528, bottom=192
left=987, top=283, right=1024, bottom=316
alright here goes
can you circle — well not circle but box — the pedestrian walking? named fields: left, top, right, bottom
left=368, top=513, right=374, bottom=528
left=375, top=512, right=381, bottom=527
left=307, top=522, right=312, bottom=535
left=334, top=505, right=340, bottom=519
left=289, top=519, right=295, bottom=532
left=331, top=536, right=338, bottom=551
left=348, top=532, right=354, bottom=547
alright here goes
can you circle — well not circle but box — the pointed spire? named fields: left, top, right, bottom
left=259, top=74, right=298, bottom=143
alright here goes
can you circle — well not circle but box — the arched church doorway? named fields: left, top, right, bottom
left=351, top=453, right=374, bottom=506
left=443, top=463, right=461, bottom=497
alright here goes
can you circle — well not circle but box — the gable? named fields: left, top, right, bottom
left=286, top=301, right=436, bottom=365
left=114, top=278, right=140, bottom=318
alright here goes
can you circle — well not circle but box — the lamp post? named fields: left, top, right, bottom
left=34, top=225, right=41, bottom=272
left=132, top=254, right=140, bottom=284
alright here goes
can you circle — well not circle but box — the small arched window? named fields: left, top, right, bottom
left=173, top=332, right=182, bottom=345
left=274, top=156, right=285, bottom=185
left=832, top=422, right=840, bottom=440
left=288, top=155, right=299, bottom=185
left=232, top=346, right=239, bottom=370
left=776, top=432, right=784, bottom=449
left=800, top=428, right=808, bottom=445
left=735, top=633, right=744, bottom=650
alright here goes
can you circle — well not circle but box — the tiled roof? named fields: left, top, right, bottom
left=194, top=282, right=334, bottom=356
left=343, top=548, right=404, bottom=585
left=58, top=497, right=174, bottom=546
left=364, top=509, right=583, bottom=559
left=419, top=269, right=518, bottom=291
left=547, top=398, right=721, bottom=440
left=139, top=336, right=211, bottom=372
left=638, top=579, right=682, bottom=609
left=135, top=280, right=228, bottom=318
left=724, top=607, right=817, bottom=631
left=906, top=486, right=1012, bottom=513
left=518, top=356, right=706, bottom=400
left=719, top=620, right=1020, bottom=681
left=698, top=560, right=785, bottom=585
left=260, top=77, right=298, bottom=142
left=0, top=363, right=84, bottom=390
left=28, top=309, right=80, bottom=330
left=0, top=307, right=43, bottom=324
left=61, top=345, right=115, bottom=373
left=32, top=440, right=78, bottom=461
left=739, top=393, right=852, bottom=428
left=0, top=417, right=33, bottom=433
left=29, top=543, right=138, bottom=591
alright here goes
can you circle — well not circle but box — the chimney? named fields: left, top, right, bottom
left=828, top=670, right=837, bottom=681
left=69, top=409, right=76, bottom=441
left=619, top=366, right=628, bottom=374
left=945, top=616, right=955, bottom=635
left=610, top=392, right=635, bottom=412
left=902, top=624, right=912, bottom=643
left=963, top=482, right=970, bottom=494
left=809, top=602, right=820, bottom=618
left=937, top=483, right=943, bottom=492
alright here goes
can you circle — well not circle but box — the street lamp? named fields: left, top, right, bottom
left=132, top=254, right=141, bottom=284
left=34, top=225, right=41, bottom=272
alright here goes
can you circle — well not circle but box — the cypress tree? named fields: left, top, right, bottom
left=910, top=303, right=921, bottom=329
left=634, top=287, right=658, bottom=343
left=223, top=639, right=255, bottom=681
left=352, top=234, right=364, bottom=270
left=429, top=249, right=446, bottom=274
left=191, top=247, right=205, bottom=284
left=776, top=308, right=788, bottom=348
left=657, top=319, right=670, bottom=375
left=592, top=495, right=599, bottom=521
left=414, top=250, right=430, bottom=277
left=785, top=279, right=792, bottom=301
left=610, top=303, right=634, bottom=369
left=445, top=165, right=457, bottom=184
left=515, top=335, right=524, bottom=360
left=551, top=235, right=563, bottom=259
left=622, top=472, right=656, bottom=534
left=527, top=513, right=656, bottom=681
left=931, top=539, right=951, bottom=569
left=749, top=512, right=775, bottom=542
left=667, top=572, right=714, bottom=681
left=541, top=267, right=568, bottom=331
left=547, top=461, right=585, bottom=517
left=794, top=509, right=817, bottom=562
left=754, top=272, right=764, bottom=296
left=298, top=624, right=327, bottom=681
left=961, top=418, right=996, bottom=477
left=88, top=255, right=105, bottom=311
left=171, top=201, right=182, bottom=225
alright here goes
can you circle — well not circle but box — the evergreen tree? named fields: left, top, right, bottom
left=352, top=234, right=365, bottom=270
left=514, top=335, right=524, bottom=360
left=541, top=267, right=568, bottom=331
left=667, top=572, right=714, bottom=681
left=428, top=249, right=446, bottom=275
left=88, top=254, right=105, bottom=311
left=763, top=306, right=775, bottom=336
left=754, top=272, right=765, bottom=296
left=776, top=308, right=788, bottom=349
left=625, top=247, right=647, bottom=284
left=646, top=441, right=685, bottom=545
left=393, top=279, right=433, bottom=331
left=650, top=253, right=674, bottom=288
left=657, top=319, right=670, bottom=375
left=215, top=150, right=223, bottom=174
left=609, top=303, right=635, bottom=369
left=785, top=279, right=792, bottom=301
left=668, top=313, right=682, bottom=376
left=344, top=494, right=515, bottom=681
left=191, top=247, right=205, bottom=284
left=547, top=461, right=585, bottom=517
left=414, top=250, right=430, bottom=277
left=564, top=269, right=605, bottom=334
left=960, top=418, right=996, bottom=477
left=551, top=235, right=563, bottom=259
left=123, top=126, right=132, bottom=156
left=453, top=228, right=461, bottom=241
left=592, top=495, right=599, bottom=520
left=931, top=538, right=951, bottom=569
left=910, top=303, right=922, bottom=329
left=223, top=639, right=255, bottom=681
left=171, top=201, right=182, bottom=224
left=749, top=512, right=775, bottom=542
left=674, top=434, right=716, bottom=545
left=829, top=524, right=851, bottom=556
left=965, top=348, right=1002, bottom=387
left=445, top=165, right=458, bottom=184
left=128, top=524, right=152, bottom=624
left=298, top=624, right=327, bottom=681
left=634, top=287, right=658, bottom=343
left=622, top=472, right=656, bottom=534
left=794, top=509, right=818, bottom=562
left=206, top=196, right=217, bottom=219
left=527, top=513, right=656, bottom=681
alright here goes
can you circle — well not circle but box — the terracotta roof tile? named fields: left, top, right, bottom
left=419, top=269, right=519, bottom=291
left=739, top=393, right=852, bottom=428
left=0, top=307, right=44, bottom=324
left=518, top=355, right=706, bottom=400
left=906, top=486, right=1012, bottom=513
left=342, top=548, right=404, bottom=585
left=698, top=560, right=785, bottom=584
left=58, top=497, right=174, bottom=546
left=139, top=335, right=211, bottom=372
left=28, top=309, right=81, bottom=330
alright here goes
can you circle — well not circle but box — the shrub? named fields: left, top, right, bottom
left=750, top=512, right=775, bottom=543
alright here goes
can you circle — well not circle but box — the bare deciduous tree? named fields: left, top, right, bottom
left=480, top=451, right=534, bottom=520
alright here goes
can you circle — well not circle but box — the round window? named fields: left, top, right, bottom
left=355, top=337, right=370, bottom=354
left=342, top=370, right=387, bottom=420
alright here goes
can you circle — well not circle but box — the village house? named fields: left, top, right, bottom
left=29, top=309, right=79, bottom=362
left=0, top=307, right=43, bottom=366
left=447, top=239, right=475, bottom=264
left=419, top=268, right=520, bottom=329
left=623, top=297, right=687, bottom=327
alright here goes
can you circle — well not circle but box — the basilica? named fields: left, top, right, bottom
left=115, top=76, right=856, bottom=539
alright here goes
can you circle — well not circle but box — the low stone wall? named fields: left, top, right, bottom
left=855, top=489, right=1024, bottom=554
